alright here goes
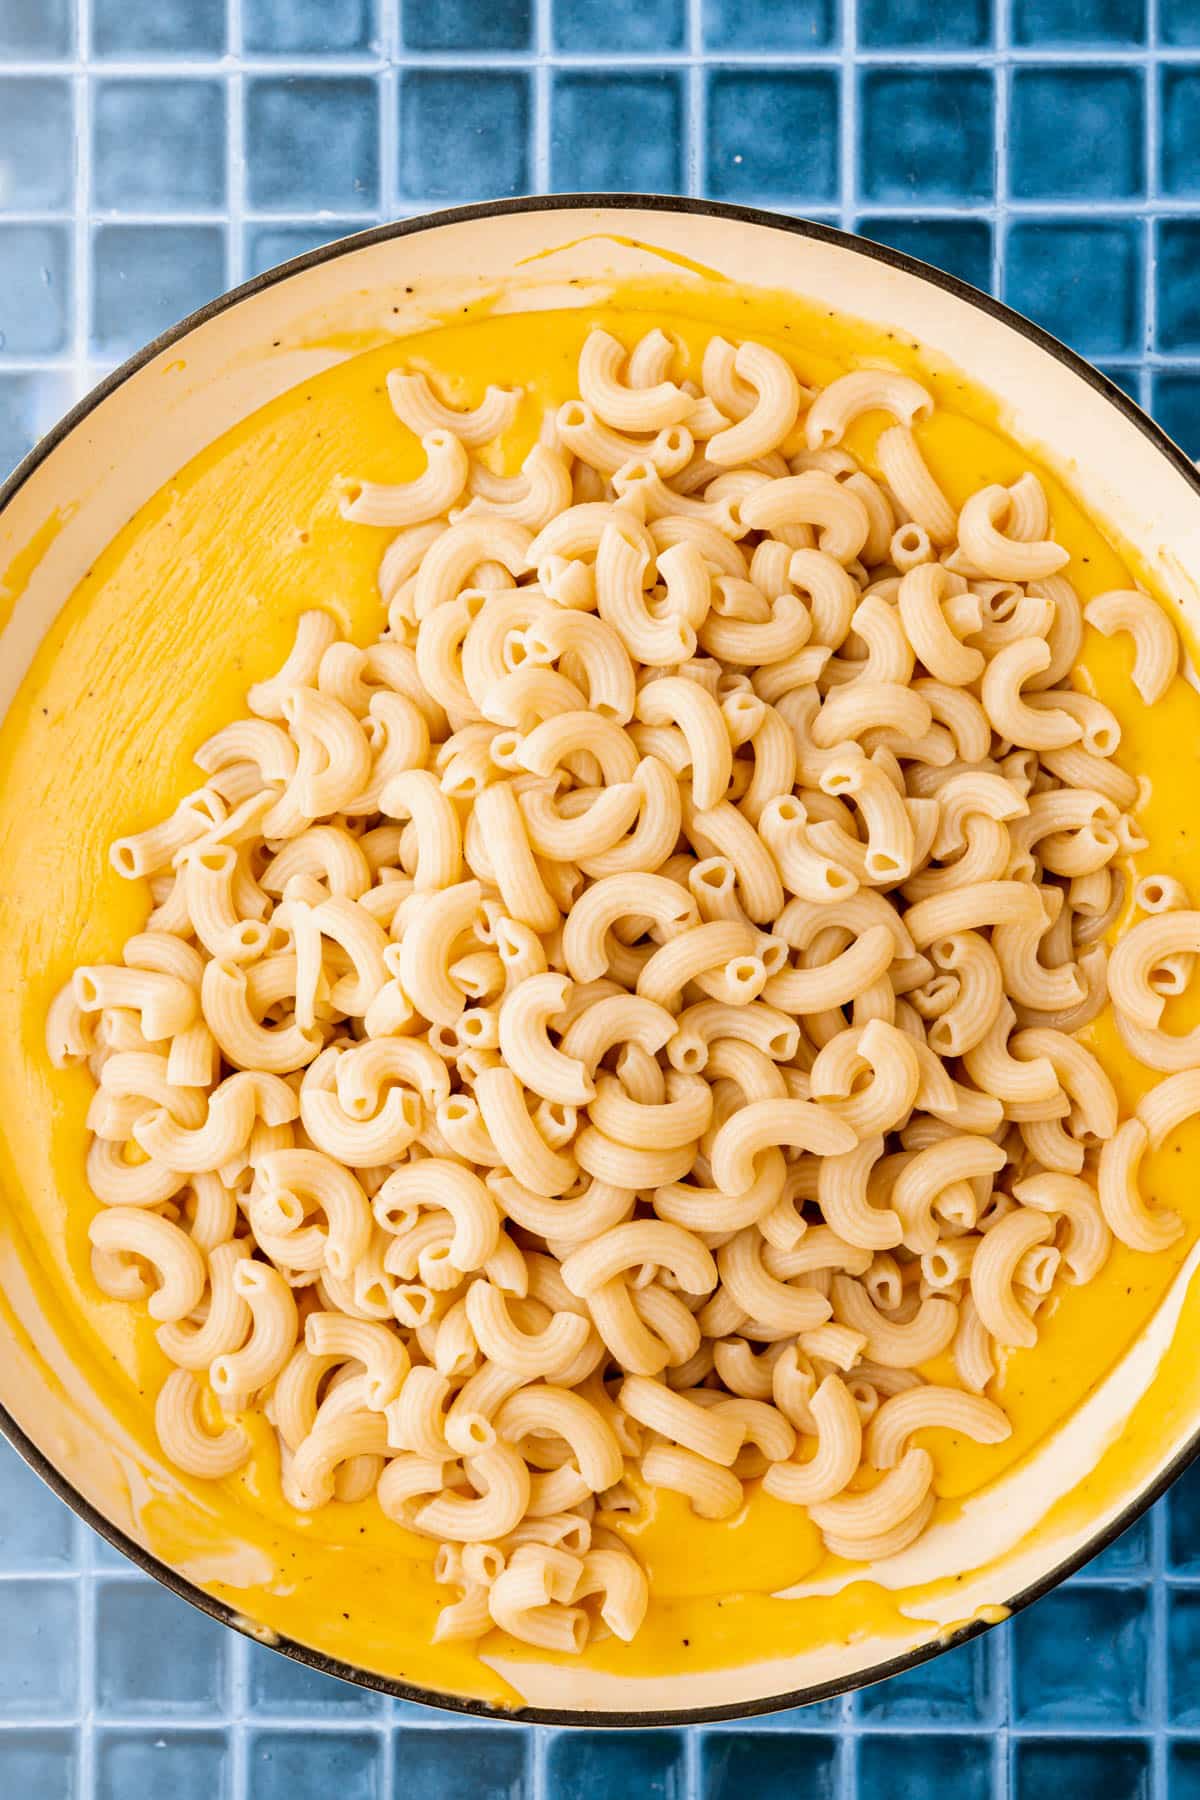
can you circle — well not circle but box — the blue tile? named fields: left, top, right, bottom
left=1163, top=0, right=1200, bottom=44
left=1011, top=1586, right=1149, bottom=1725
left=1004, top=220, right=1143, bottom=357
left=0, top=1729, right=77, bottom=1800
left=855, top=1634, right=995, bottom=1723
left=0, top=1439, right=77, bottom=1565
left=857, top=1737, right=993, bottom=1800
left=1162, top=68, right=1200, bottom=196
left=244, top=0, right=378, bottom=52
left=90, top=1528, right=147, bottom=1573
left=0, top=79, right=73, bottom=212
left=701, top=1732, right=839, bottom=1799
left=1171, top=1744, right=1200, bottom=1800
left=1153, top=372, right=1200, bottom=458
left=860, top=71, right=994, bottom=205
left=552, top=72, right=685, bottom=196
left=0, top=225, right=70, bottom=354
left=92, top=225, right=227, bottom=356
left=1011, top=68, right=1145, bottom=200
left=93, top=81, right=226, bottom=213
left=0, top=1579, right=77, bottom=1718
left=392, top=1728, right=529, bottom=1799
left=1083, top=1509, right=1153, bottom=1576
left=1170, top=1590, right=1200, bottom=1723
left=704, top=0, right=836, bottom=49
left=708, top=1697, right=842, bottom=1728
left=858, top=217, right=993, bottom=292
left=1096, top=364, right=1142, bottom=405
left=546, top=1730, right=686, bottom=1800
left=0, top=0, right=72, bottom=55
left=402, top=0, right=532, bottom=49
left=92, top=0, right=226, bottom=53
left=247, top=221, right=368, bottom=277
left=95, top=1580, right=228, bottom=1717
left=399, top=71, right=531, bottom=201
left=1014, top=1740, right=1150, bottom=1800
left=1159, top=220, right=1200, bottom=352
left=706, top=70, right=839, bottom=203
left=96, top=1732, right=230, bottom=1800
left=246, top=78, right=379, bottom=213
left=555, top=0, right=685, bottom=49
left=858, top=0, right=990, bottom=45
left=0, top=372, right=73, bottom=475
left=1170, top=1460, right=1200, bottom=1569
left=246, top=1640, right=385, bottom=1715
left=1013, top=0, right=1146, bottom=39
left=249, top=1731, right=383, bottom=1800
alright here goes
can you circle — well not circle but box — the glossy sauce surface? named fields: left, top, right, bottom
left=2, top=282, right=1199, bottom=1705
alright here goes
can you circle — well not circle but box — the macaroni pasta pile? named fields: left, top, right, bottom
left=48, top=325, right=1195, bottom=1656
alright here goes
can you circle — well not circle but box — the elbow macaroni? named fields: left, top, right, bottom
left=52, top=322, right=1187, bottom=1652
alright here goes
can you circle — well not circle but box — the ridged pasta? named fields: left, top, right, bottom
left=51, top=321, right=1186, bottom=1656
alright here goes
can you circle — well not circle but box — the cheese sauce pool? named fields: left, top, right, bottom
left=2, top=281, right=1199, bottom=1709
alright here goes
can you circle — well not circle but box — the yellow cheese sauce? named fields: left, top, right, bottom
left=3, top=277, right=1200, bottom=1708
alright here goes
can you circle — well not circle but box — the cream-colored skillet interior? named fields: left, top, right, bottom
left=3, top=205, right=1200, bottom=1715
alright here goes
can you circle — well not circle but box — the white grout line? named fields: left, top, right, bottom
left=1, top=46, right=1197, bottom=73
left=686, top=0, right=703, bottom=198
left=839, top=0, right=858, bottom=235
left=226, top=0, right=245, bottom=286
left=1143, top=0, right=1160, bottom=415
left=70, top=0, right=91, bottom=399
left=993, top=0, right=1010, bottom=299
left=533, top=0, right=552, bottom=193
left=77, top=1525, right=96, bottom=1800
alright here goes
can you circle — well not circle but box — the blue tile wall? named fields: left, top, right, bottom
left=1012, top=1586, right=1151, bottom=1726
left=1159, top=220, right=1200, bottom=353
left=90, top=0, right=227, bottom=57
left=1161, top=68, right=1200, bottom=197
left=249, top=1731, right=383, bottom=1800
left=93, top=81, right=226, bottom=213
left=401, top=0, right=532, bottom=52
left=858, top=217, right=994, bottom=292
left=244, top=0, right=379, bottom=55
left=95, top=1731, right=230, bottom=1800
left=857, top=0, right=992, bottom=46
left=1005, top=219, right=1145, bottom=357
left=396, top=1727, right=530, bottom=1798
left=854, top=1633, right=996, bottom=1723
left=1153, top=373, right=1200, bottom=457
left=1012, top=0, right=1147, bottom=44
left=245, top=1640, right=386, bottom=1717
left=0, top=77, right=74, bottom=211
left=246, top=221, right=374, bottom=277
left=94, top=1582, right=229, bottom=1718
left=858, top=1735, right=995, bottom=1800
left=704, top=0, right=837, bottom=51
left=1014, top=1738, right=1153, bottom=1800
left=859, top=71, right=995, bottom=204
left=706, top=70, right=839, bottom=203
left=545, top=1729, right=687, bottom=1799
left=2, top=230, right=74, bottom=362
left=246, top=78, right=380, bottom=212
left=1010, top=66, right=1146, bottom=200
left=0, top=0, right=72, bottom=56
left=1161, top=0, right=1200, bottom=46
left=4, top=3, right=1200, bottom=1797
left=91, top=224, right=227, bottom=355
left=399, top=70, right=532, bottom=200
left=0, top=1580, right=78, bottom=1719
left=552, top=71, right=685, bottom=195
left=0, top=1728, right=79, bottom=1800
